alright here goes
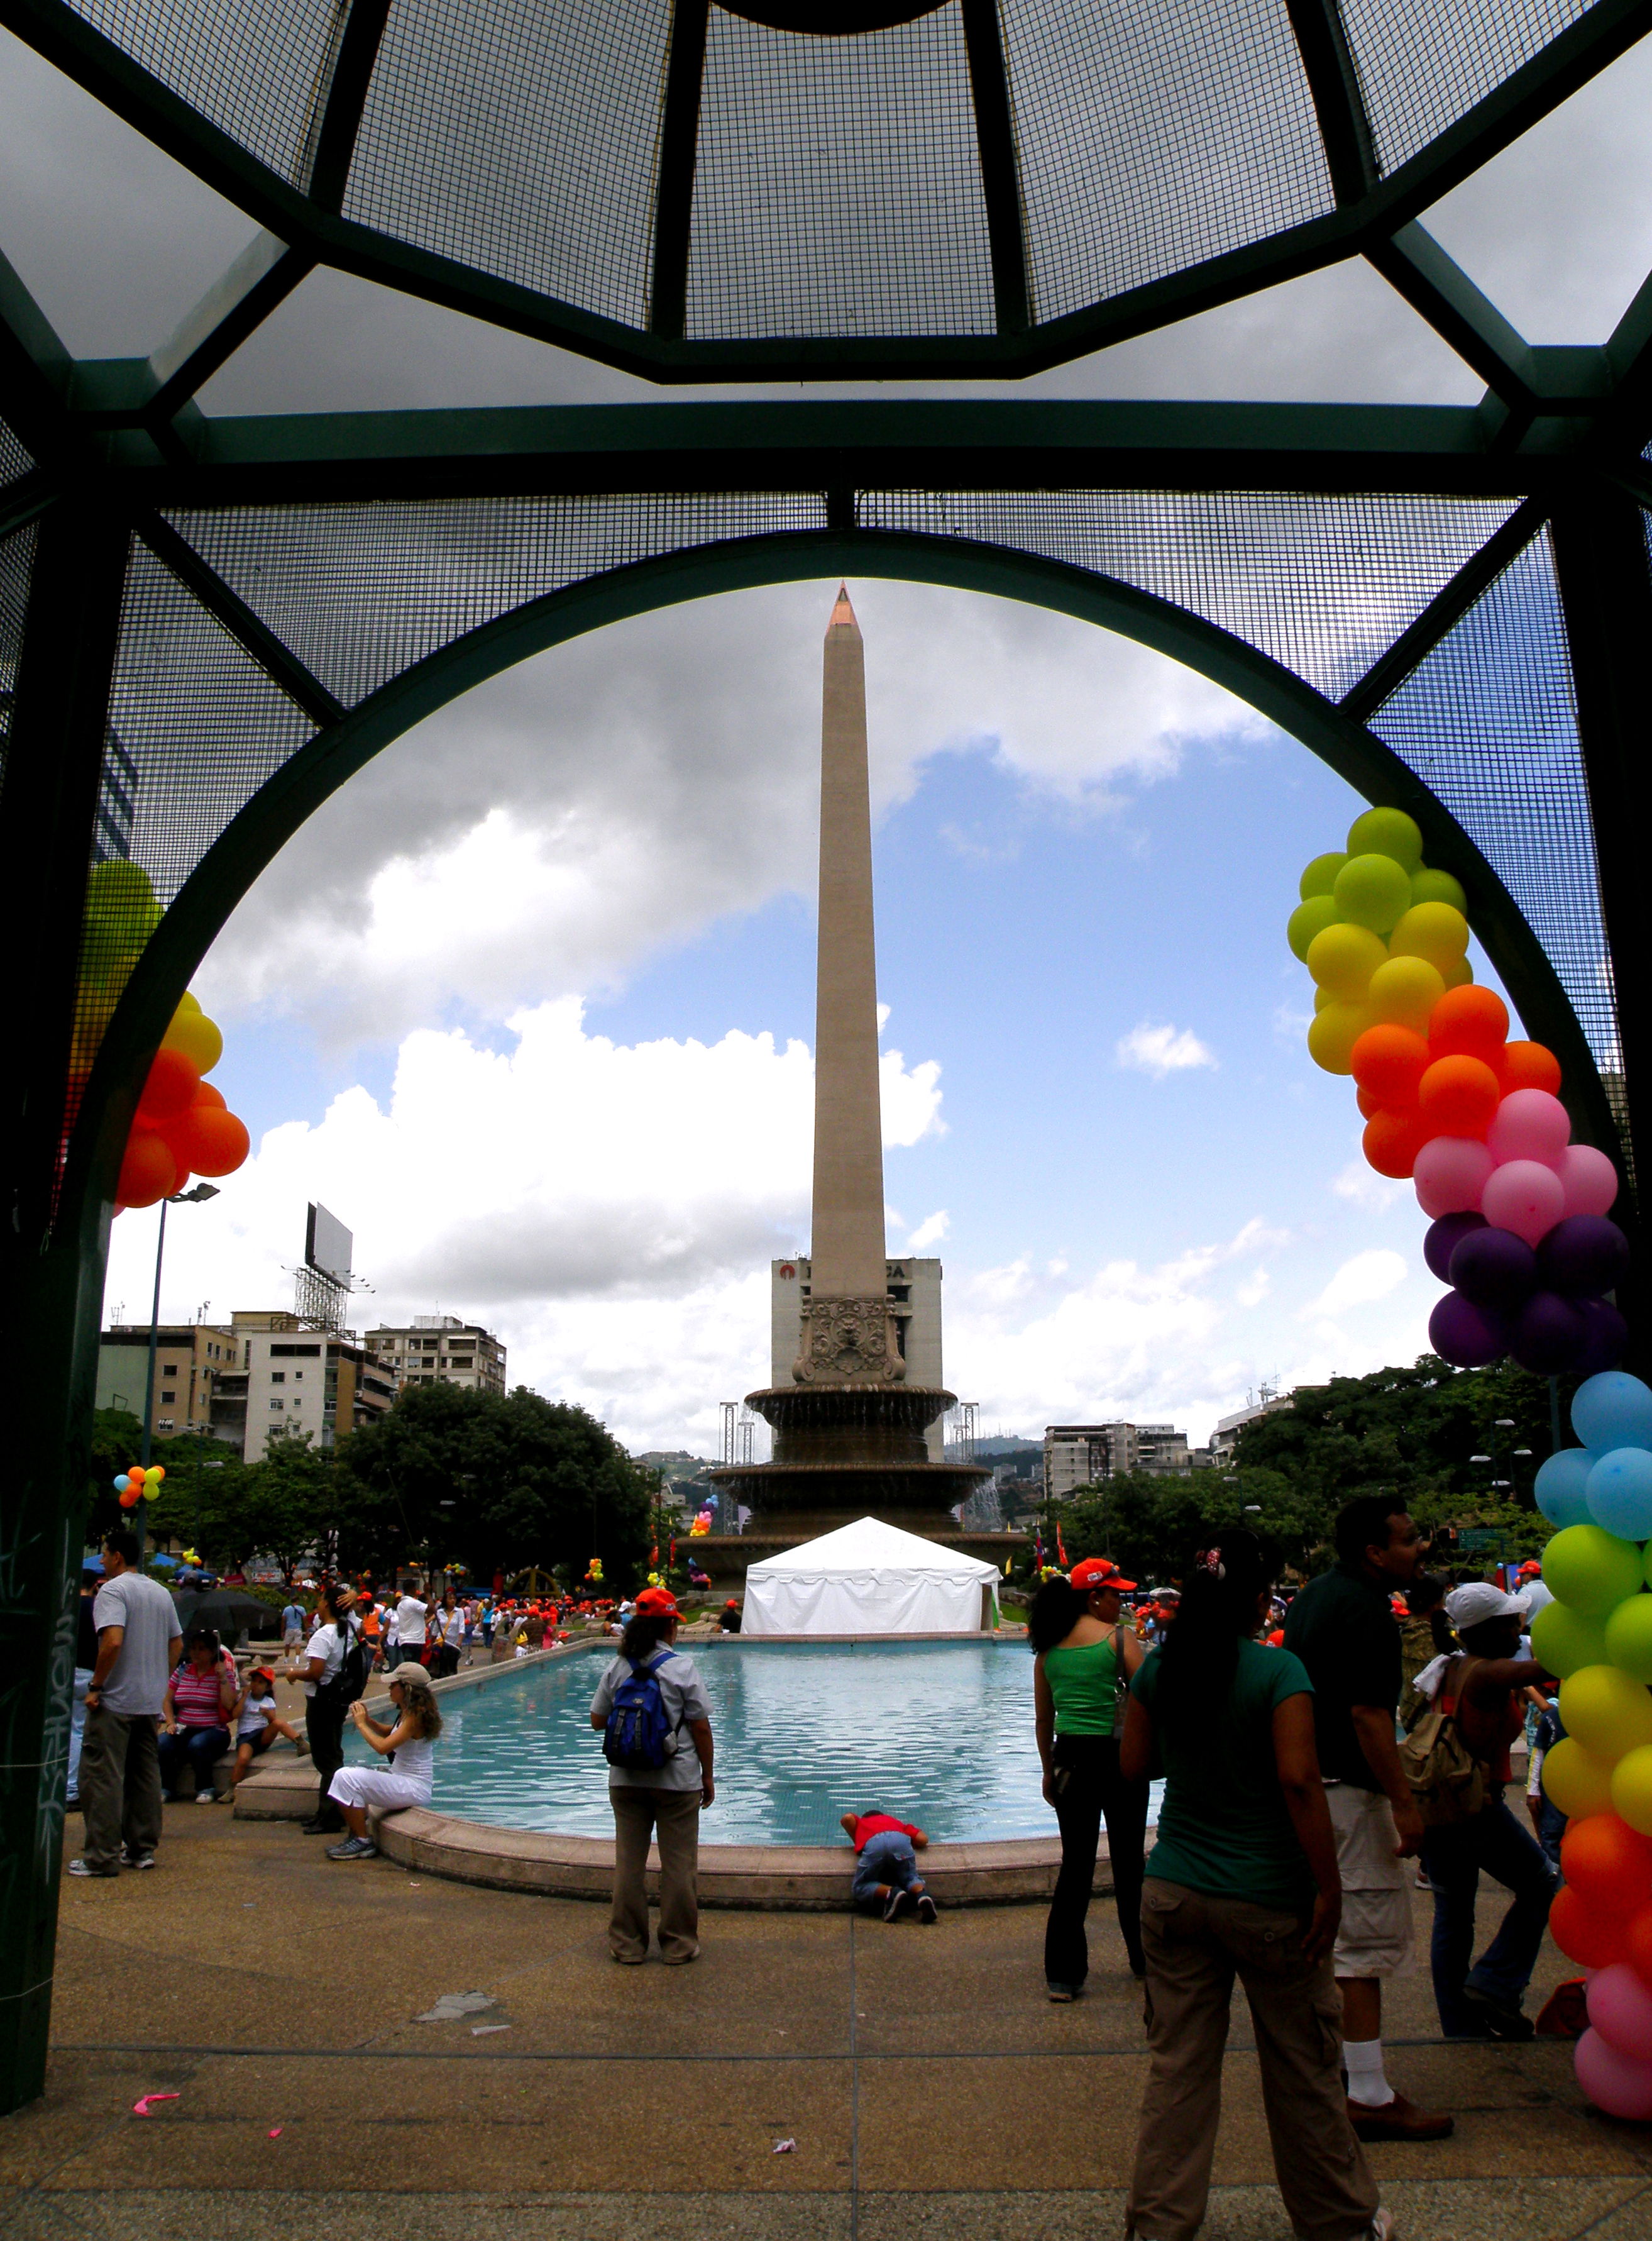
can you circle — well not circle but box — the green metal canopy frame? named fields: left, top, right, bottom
left=3, top=0, right=1652, bottom=2113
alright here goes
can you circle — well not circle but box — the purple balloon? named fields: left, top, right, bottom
left=1510, top=1290, right=1586, bottom=1375
left=1429, top=1290, right=1508, bottom=1369
left=1449, top=1224, right=1539, bottom=1312
left=1573, top=1297, right=1630, bottom=1375
left=1424, top=1212, right=1487, bottom=1284
left=1536, top=1215, right=1631, bottom=1299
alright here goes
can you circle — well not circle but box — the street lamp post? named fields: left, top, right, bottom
left=136, top=1183, right=219, bottom=1564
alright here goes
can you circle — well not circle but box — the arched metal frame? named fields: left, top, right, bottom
left=4, top=0, right=1652, bottom=2117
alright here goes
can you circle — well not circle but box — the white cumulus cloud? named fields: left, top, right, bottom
left=1304, top=1249, right=1409, bottom=1319
left=906, top=1210, right=950, bottom=1250
left=1116, top=1022, right=1218, bottom=1080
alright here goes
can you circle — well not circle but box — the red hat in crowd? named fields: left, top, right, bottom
left=1520, top=1559, right=1543, bottom=1576
left=634, top=1586, right=681, bottom=1617
left=1070, top=1556, right=1139, bottom=1593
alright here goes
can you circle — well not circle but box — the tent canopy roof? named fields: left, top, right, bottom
left=745, top=1515, right=1000, bottom=1580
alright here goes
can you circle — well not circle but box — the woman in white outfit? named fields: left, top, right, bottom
left=324, top=1665, right=442, bottom=1860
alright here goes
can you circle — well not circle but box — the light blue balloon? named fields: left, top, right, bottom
left=1573, top=1371, right=1652, bottom=1455
left=1585, top=1447, right=1652, bottom=1543
left=1535, top=1447, right=1598, bottom=1530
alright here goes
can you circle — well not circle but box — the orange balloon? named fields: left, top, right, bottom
left=136, top=1044, right=200, bottom=1122
left=119, top=1488, right=139, bottom=1509
left=1428, top=983, right=1509, bottom=1062
left=1560, top=1813, right=1652, bottom=1910
left=1351, top=1024, right=1429, bottom=1105
left=193, top=1082, right=227, bottom=1112
left=171, top=1106, right=250, bottom=1178
left=1356, top=1085, right=1382, bottom=1120
left=1418, top=1053, right=1501, bottom=1138
left=1502, top=1040, right=1563, bottom=1097
left=1627, top=1905, right=1652, bottom=1990
left=118, top=1131, right=177, bottom=1209
left=1550, top=1882, right=1633, bottom=1971
left=1363, top=1107, right=1429, bottom=1179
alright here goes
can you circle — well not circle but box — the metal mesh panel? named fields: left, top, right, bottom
left=1341, top=0, right=1593, bottom=177
left=860, top=487, right=1516, bottom=699
left=1, top=414, right=33, bottom=492
left=686, top=5, right=995, bottom=339
left=343, top=0, right=672, bottom=329
left=999, top=0, right=1332, bottom=326
left=0, top=523, right=38, bottom=791
left=65, top=0, right=340, bottom=185
left=1370, top=526, right=1616, bottom=1093
left=165, top=492, right=831, bottom=707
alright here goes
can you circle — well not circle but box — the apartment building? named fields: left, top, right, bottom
left=97, top=1321, right=236, bottom=1437
left=363, top=1316, right=507, bottom=1397
left=210, top=1311, right=399, bottom=1458
left=1042, top=1419, right=1193, bottom=1500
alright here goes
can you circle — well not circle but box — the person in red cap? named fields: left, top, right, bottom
left=1031, top=1554, right=1150, bottom=1992
left=588, top=1586, right=715, bottom=1964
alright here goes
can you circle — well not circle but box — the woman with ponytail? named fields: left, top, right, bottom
left=1120, top=1530, right=1389, bottom=2241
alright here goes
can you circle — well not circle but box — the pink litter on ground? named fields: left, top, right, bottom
left=772, top=2139, right=796, bottom=2154
left=131, top=2094, right=180, bottom=2117
left=268, top=2127, right=284, bottom=2139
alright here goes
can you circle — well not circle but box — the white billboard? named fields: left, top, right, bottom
left=305, top=1203, right=353, bottom=1282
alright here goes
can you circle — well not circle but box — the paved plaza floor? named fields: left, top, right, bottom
left=3, top=1806, right=1648, bottom=2240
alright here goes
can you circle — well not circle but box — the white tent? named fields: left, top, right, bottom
left=742, top=1516, right=1001, bottom=1637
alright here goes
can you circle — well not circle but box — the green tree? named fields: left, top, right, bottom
left=336, top=1383, right=653, bottom=1588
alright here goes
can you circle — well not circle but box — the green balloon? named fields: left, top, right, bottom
left=1409, top=866, right=1468, bottom=914
left=1287, top=895, right=1340, bottom=962
left=1543, top=1522, right=1646, bottom=1617
left=1605, top=1593, right=1652, bottom=1683
left=1299, top=852, right=1346, bottom=901
left=1346, top=807, right=1424, bottom=870
left=1531, top=1598, right=1609, bottom=1679
left=1333, top=852, right=1413, bottom=934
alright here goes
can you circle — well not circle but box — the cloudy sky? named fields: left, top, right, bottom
left=11, top=21, right=1649, bottom=1458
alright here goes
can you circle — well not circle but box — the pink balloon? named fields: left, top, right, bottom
left=1575, top=2026, right=1652, bottom=2118
left=1414, top=1135, right=1494, bottom=1219
left=1560, top=1143, right=1621, bottom=1220
left=1487, top=1088, right=1570, bottom=1169
left=1587, top=1964, right=1652, bottom=2059
left=1481, top=1158, right=1567, bottom=1248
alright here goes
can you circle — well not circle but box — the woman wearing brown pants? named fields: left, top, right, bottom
left=1121, top=1530, right=1389, bottom=2241
left=589, top=1588, right=715, bottom=1964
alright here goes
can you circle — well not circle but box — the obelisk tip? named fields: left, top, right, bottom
left=827, top=583, right=859, bottom=633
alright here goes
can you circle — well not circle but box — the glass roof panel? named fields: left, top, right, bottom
left=999, top=0, right=1332, bottom=326
left=343, top=0, right=672, bottom=329
left=65, top=0, right=338, bottom=185
left=686, top=5, right=995, bottom=339
left=1342, top=0, right=1593, bottom=177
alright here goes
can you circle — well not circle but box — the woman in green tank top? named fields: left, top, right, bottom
left=1031, top=1557, right=1150, bottom=1996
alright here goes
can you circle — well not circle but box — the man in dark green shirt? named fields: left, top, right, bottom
left=1284, top=1496, right=1451, bottom=2145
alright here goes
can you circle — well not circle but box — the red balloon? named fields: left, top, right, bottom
left=1428, top=983, right=1509, bottom=1063
left=118, top=1131, right=177, bottom=1209
left=1561, top=1814, right=1652, bottom=1911
left=1501, top=1040, right=1563, bottom=1097
left=118, top=1487, right=139, bottom=1509
left=170, top=1106, right=250, bottom=1178
left=1627, top=1905, right=1652, bottom=1991
left=1418, top=1054, right=1502, bottom=1139
left=1551, top=1883, right=1634, bottom=1971
left=136, top=1044, right=201, bottom=1121
left=1351, top=1024, right=1429, bottom=1106
left=1363, top=1107, right=1429, bottom=1180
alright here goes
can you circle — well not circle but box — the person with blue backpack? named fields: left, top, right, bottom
left=589, top=1586, right=715, bottom=1964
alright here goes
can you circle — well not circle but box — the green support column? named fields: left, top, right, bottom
left=1550, top=490, right=1652, bottom=1347
left=0, top=499, right=129, bottom=2114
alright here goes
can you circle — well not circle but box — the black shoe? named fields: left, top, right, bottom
left=300, top=1815, right=342, bottom=1835
left=883, top=1886, right=912, bottom=1922
left=915, top=1893, right=938, bottom=1924
left=1461, top=1985, right=1535, bottom=2040
left=119, top=1847, right=156, bottom=1870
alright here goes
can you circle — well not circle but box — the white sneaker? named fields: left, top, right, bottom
left=194, top=1788, right=216, bottom=1805
left=1369, top=2212, right=1397, bottom=2240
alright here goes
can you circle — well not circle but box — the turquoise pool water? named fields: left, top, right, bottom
left=347, top=1639, right=1155, bottom=1845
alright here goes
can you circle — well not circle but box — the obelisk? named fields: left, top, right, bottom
left=791, top=589, right=905, bottom=1385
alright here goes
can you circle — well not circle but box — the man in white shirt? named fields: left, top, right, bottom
left=392, top=1582, right=428, bottom=1670
left=71, top=1532, right=182, bottom=1878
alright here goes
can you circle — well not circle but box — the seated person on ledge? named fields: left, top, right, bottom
left=841, top=1808, right=938, bottom=1924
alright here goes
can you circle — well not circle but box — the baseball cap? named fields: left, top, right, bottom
left=1519, top=1560, right=1543, bottom=1576
left=1445, top=1582, right=1524, bottom=1629
left=1070, top=1556, right=1139, bottom=1592
left=634, top=1586, right=681, bottom=1617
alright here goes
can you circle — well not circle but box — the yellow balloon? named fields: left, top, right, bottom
left=1307, top=1002, right=1375, bottom=1075
left=1440, top=954, right=1474, bottom=989
left=1313, top=985, right=1333, bottom=1013
left=1306, top=921, right=1387, bottom=1001
left=1365, top=954, right=1446, bottom=1034
left=1299, top=852, right=1346, bottom=900
left=1287, top=896, right=1340, bottom=962
left=1541, top=1735, right=1618, bottom=1818
left=1531, top=1598, right=1609, bottom=1679
left=1388, top=900, right=1470, bottom=970
left=1559, top=1663, right=1652, bottom=1763
left=163, top=1007, right=224, bottom=1073
left=1611, top=1742, right=1652, bottom=1837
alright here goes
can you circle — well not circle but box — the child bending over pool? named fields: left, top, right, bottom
left=324, top=1665, right=443, bottom=1861
left=840, top=1809, right=938, bottom=1923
